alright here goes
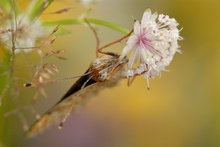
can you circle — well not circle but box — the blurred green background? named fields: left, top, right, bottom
left=1, top=0, right=220, bottom=147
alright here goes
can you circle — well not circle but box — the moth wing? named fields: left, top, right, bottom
left=25, top=70, right=98, bottom=137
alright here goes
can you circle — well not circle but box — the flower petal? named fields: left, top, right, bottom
left=141, top=9, right=152, bottom=25
left=120, top=43, right=134, bottom=60
left=134, top=21, right=141, bottom=35
left=128, top=46, right=139, bottom=68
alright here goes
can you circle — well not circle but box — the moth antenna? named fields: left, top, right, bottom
left=58, top=74, right=94, bottom=128
left=23, top=82, right=33, bottom=87
left=58, top=100, right=77, bottom=129
left=81, top=75, right=94, bottom=90
left=76, top=75, right=94, bottom=97
left=23, top=72, right=92, bottom=87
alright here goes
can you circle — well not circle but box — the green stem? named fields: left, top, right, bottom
left=86, top=18, right=130, bottom=34
left=43, top=18, right=131, bottom=34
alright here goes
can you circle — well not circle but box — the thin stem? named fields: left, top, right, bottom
left=10, top=0, right=17, bottom=71
left=43, top=18, right=131, bottom=35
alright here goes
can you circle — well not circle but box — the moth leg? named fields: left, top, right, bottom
left=84, top=18, right=100, bottom=57
left=127, top=76, right=136, bottom=86
left=97, top=29, right=134, bottom=57
left=84, top=18, right=134, bottom=57
left=58, top=100, right=77, bottom=129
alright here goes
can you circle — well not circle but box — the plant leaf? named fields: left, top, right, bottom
left=86, top=18, right=130, bottom=34
left=27, top=0, right=54, bottom=21
left=43, top=18, right=130, bottom=34
left=43, top=18, right=82, bottom=25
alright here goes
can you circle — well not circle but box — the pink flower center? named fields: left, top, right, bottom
left=137, top=31, right=150, bottom=47
left=137, top=30, right=161, bottom=56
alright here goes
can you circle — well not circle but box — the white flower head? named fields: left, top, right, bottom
left=120, top=9, right=183, bottom=79
left=1, top=13, right=47, bottom=53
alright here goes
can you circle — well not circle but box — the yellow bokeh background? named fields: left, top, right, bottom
left=1, top=0, right=220, bottom=147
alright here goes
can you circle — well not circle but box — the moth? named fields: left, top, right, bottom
left=24, top=25, right=134, bottom=137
